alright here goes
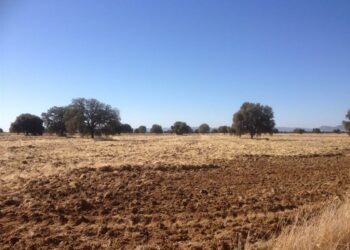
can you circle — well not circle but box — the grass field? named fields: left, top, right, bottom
left=0, top=133, right=350, bottom=249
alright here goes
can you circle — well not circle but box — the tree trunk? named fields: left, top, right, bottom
left=91, top=130, right=94, bottom=138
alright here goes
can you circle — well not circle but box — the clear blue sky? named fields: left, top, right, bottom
left=1, top=0, right=350, bottom=131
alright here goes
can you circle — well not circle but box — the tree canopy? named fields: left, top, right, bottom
left=312, top=128, right=321, bottom=133
left=293, top=128, right=305, bottom=134
left=232, top=102, right=275, bottom=138
left=150, top=124, right=163, bottom=134
left=42, top=106, right=66, bottom=136
left=134, top=125, right=147, bottom=133
left=64, top=98, right=121, bottom=138
left=198, top=123, right=210, bottom=133
left=218, top=126, right=230, bottom=134
left=171, top=121, right=193, bottom=135
left=10, top=113, right=44, bottom=136
left=120, top=124, right=133, bottom=133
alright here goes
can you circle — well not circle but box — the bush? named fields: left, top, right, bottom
left=333, top=129, right=341, bottom=134
left=150, top=124, right=163, bottom=134
left=10, top=114, right=44, bottom=136
left=233, top=102, right=275, bottom=138
left=198, top=123, right=210, bottom=133
left=171, top=121, right=193, bottom=135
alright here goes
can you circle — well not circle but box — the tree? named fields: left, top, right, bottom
left=228, top=127, right=236, bottom=135
left=137, top=126, right=147, bottom=133
left=150, top=124, right=163, bottom=134
left=333, top=129, right=341, bottom=134
left=10, top=114, right=44, bottom=135
left=232, top=102, right=275, bottom=138
left=343, top=110, right=350, bottom=135
left=312, top=128, right=321, bottom=134
left=42, top=106, right=66, bottom=136
left=293, top=128, right=305, bottom=134
left=211, top=128, right=219, bottom=133
left=171, top=121, right=193, bottom=135
left=64, top=98, right=121, bottom=138
left=0, top=128, right=3, bottom=133
left=218, top=126, right=230, bottom=134
left=120, top=124, right=133, bottom=133
left=198, top=123, right=210, bottom=133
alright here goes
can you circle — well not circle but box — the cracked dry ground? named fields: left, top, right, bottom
left=1, top=154, right=350, bottom=249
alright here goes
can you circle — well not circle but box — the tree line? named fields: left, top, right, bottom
left=4, top=98, right=350, bottom=138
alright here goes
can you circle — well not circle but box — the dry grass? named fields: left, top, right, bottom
left=1, top=133, right=349, bottom=186
left=271, top=197, right=350, bottom=250
left=1, top=133, right=350, bottom=248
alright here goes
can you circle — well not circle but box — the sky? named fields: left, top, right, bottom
left=1, top=0, right=350, bottom=131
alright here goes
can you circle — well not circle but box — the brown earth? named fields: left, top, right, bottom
left=0, top=134, right=350, bottom=249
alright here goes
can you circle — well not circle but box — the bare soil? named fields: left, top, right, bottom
left=1, top=136, right=350, bottom=249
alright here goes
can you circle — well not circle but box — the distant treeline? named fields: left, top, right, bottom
left=3, top=98, right=350, bottom=138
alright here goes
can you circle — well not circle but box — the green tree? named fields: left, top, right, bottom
left=64, top=98, right=121, bottom=138
left=171, top=121, right=193, bottom=135
left=218, top=126, right=230, bottom=134
left=343, top=110, right=350, bottom=135
left=137, top=125, right=147, bottom=133
left=42, top=106, right=67, bottom=136
left=312, top=128, right=321, bottom=133
left=120, top=124, right=133, bottom=133
left=232, top=102, right=275, bottom=138
left=150, top=124, right=163, bottom=133
left=293, top=128, right=305, bottom=134
left=10, top=114, right=44, bottom=136
left=198, top=123, right=210, bottom=133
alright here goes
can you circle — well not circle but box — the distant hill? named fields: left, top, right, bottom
left=277, top=125, right=345, bottom=132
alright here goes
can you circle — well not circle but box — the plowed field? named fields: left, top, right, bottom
left=0, top=134, right=349, bottom=249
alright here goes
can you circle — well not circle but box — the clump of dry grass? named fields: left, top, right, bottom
left=272, top=198, right=350, bottom=250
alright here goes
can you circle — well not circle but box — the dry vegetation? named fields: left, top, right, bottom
left=0, top=133, right=350, bottom=249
